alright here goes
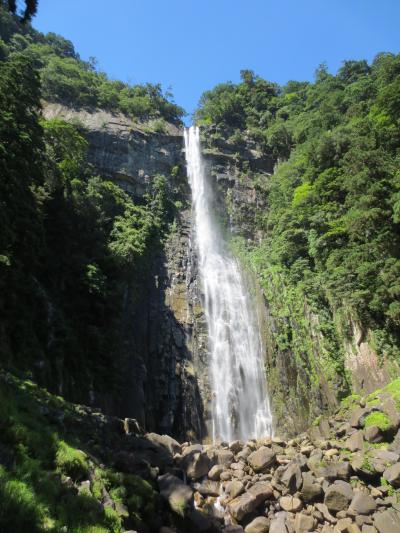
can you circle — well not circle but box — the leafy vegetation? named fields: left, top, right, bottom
left=0, top=4, right=184, bottom=123
left=199, top=57, right=400, bottom=406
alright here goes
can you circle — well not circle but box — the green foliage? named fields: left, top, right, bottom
left=0, top=6, right=184, bottom=123
left=201, top=53, right=400, bottom=379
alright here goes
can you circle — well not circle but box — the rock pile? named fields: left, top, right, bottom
left=154, top=384, right=400, bottom=532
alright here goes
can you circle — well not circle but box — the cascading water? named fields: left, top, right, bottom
left=184, top=126, right=273, bottom=442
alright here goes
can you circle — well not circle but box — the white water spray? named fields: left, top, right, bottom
left=184, top=126, right=273, bottom=442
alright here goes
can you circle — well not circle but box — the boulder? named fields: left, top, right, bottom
left=373, top=508, right=400, bottom=533
left=382, top=463, right=400, bottom=487
left=216, top=449, right=234, bottom=465
left=244, top=516, right=270, bottom=533
left=365, top=426, right=383, bottom=443
left=247, top=481, right=274, bottom=504
left=145, top=432, right=181, bottom=455
left=279, top=495, right=303, bottom=512
left=294, top=512, right=315, bottom=532
left=181, top=448, right=210, bottom=480
left=229, top=440, right=244, bottom=453
left=281, top=463, right=302, bottom=492
left=324, top=481, right=353, bottom=512
left=208, top=464, right=224, bottom=480
left=349, top=492, right=377, bottom=515
left=192, top=479, right=220, bottom=497
left=158, top=473, right=193, bottom=517
left=346, top=430, right=364, bottom=452
left=300, top=472, right=323, bottom=502
left=227, top=492, right=258, bottom=521
left=223, top=480, right=245, bottom=502
left=248, top=446, right=276, bottom=472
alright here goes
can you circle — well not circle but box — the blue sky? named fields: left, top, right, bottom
left=33, top=0, right=400, bottom=120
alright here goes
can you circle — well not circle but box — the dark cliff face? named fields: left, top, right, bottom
left=42, top=104, right=210, bottom=441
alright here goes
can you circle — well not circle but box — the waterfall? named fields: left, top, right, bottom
left=184, top=126, right=273, bottom=442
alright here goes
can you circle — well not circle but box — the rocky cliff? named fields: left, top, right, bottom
left=40, top=106, right=397, bottom=441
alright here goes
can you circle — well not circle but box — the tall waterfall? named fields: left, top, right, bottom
left=184, top=126, right=273, bottom=442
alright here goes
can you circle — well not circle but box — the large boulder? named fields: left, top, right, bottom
left=248, top=446, right=276, bottom=472
left=324, top=481, right=353, bottom=512
left=158, top=473, right=193, bottom=517
left=373, top=508, right=400, bottom=533
left=145, top=432, right=181, bottom=455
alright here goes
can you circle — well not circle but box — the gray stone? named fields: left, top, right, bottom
left=145, top=432, right=181, bottom=455
left=382, top=463, right=400, bottom=487
left=294, top=512, right=315, bottom=532
left=224, top=480, right=245, bottom=502
left=192, top=479, right=220, bottom=497
left=365, top=426, right=383, bottom=443
left=158, top=473, right=193, bottom=517
left=281, top=463, right=302, bottom=492
left=248, top=446, right=276, bottom=472
left=324, top=481, right=353, bottom=512
left=373, top=508, right=400, bottom=533
left=244, top=516, right=270, bottom=533
left=349, top=492, right=377, bottom=515
left=208, top=463, right=224, bottom=480
left=346, top=430, right=364, bottom=452
left=300, top=472, right=323, bottom=502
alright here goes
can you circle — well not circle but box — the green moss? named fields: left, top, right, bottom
left=364, top=412, right=391, bottom=431
left=367, top=399, right=381, bottom=407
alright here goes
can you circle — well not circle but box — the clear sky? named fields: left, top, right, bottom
left=33, top=0, right=400, bottom=120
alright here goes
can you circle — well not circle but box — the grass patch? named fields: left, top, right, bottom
left=56, top=440, right=89, bottom=481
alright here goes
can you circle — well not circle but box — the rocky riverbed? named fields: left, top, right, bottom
left=154, top=382, right=400, bottom=533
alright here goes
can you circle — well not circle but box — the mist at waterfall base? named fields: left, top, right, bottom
left=184, top=126, right=273, bottom=443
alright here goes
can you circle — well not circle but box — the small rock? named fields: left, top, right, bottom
left=280, top=495, right=303, bottom=512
